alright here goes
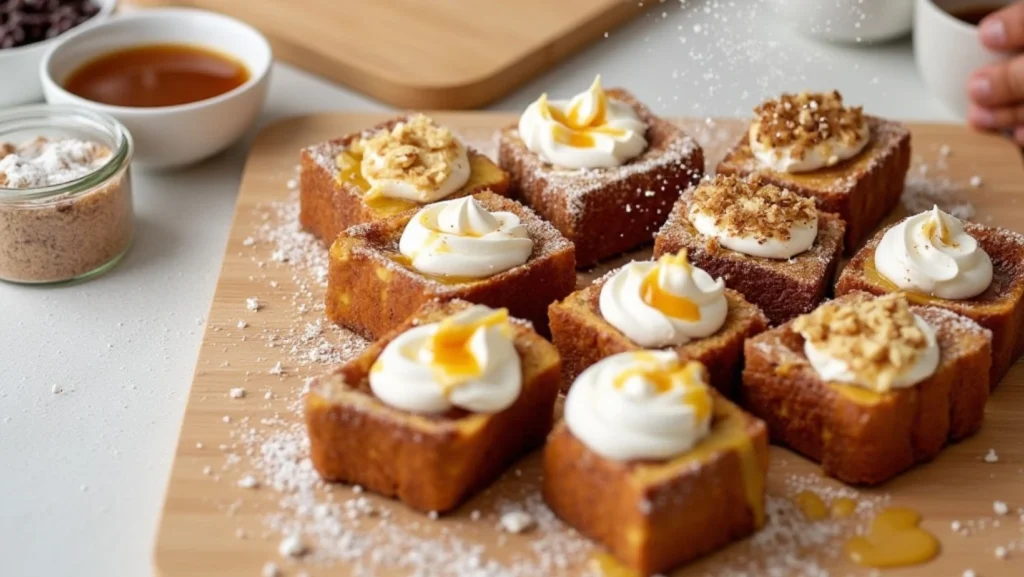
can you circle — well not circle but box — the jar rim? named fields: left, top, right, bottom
left=0, top=104, right=133, bottom=203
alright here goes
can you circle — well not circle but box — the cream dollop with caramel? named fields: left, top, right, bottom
left=517, top=76, right=647, bottom=169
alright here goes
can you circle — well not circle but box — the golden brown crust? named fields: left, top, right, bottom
left=306, top=299, right=562, bottom=513
left=299, top=115, right=511, bottom=244
left=836, top=220, right=1024, bottom=385
left=654, top=188, right=845, bottom=326
left=542, top=394, right=768, bottom=575
left=716, top=115, right=910, bottom=253
left=326, top=191, right=576, bottom=340
left=741, top=292, right=991, bottom=485
left=498, top=88, right=704, bottom=267
left=548, top=277, right=767, bottom=397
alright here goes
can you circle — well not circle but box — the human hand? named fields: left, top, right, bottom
left=966, top=2, right=1024, bottom=144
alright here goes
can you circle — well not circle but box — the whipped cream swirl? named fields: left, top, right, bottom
left=802, top=315, right=940, bottom=391
left=399, top=197, right=534, bottom=278
left=369, top=306, right=522, bottom=414
left=517, top=75, right=647, bottom=169
left=599, top=253, right=727, bottom=348
left=564, top=351, right=713, bottom=461
left=874, top=206, right=993, bottom=300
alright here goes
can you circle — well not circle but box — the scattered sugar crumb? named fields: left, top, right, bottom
left=951, top=520, right=962, bottom=531
left=238, top=475, right=260, bottom=489
left=278, top=534, right=307, bottom=558
left=984, top=449, right=999, bottom=463
left=470, top=510, right=481, bottom=521
left=499, top=511, right=535, bottom=534
left=427, top=511, right=439, bottom=521
left=243, top=236, right=255, bottom=247
left=963, top=570, right=977, bottom=577
left=994, top=501, right=1009, bottom=516
left=196, top=442, right=203, bottom=449
left=352, top=484, right=363, bottom=494
left=261, top=561, right=281, bottom=577
left=269, top=362, right=284, bottom=376
left=230, top=387, right=246, bottom=399
left=235, top=528, right=247, bottom=539
left=970, top=175, right=983, bottom=188
left=264, top=391, right=273, bottom=400
left=202, top=466, right=212, bottom=476
left=237, top=319, right=248, bottom=329
left=246, top=297, right=261, bottom=312
left=51, top=385, right=61, bottom=394
left=222, top=415, right=232, bottom=423
left=995, top=545, right=1008, bottom=559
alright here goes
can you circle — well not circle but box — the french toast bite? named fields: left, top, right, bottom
left=548, top=249, right=768, bottom=395
left=306, top=299, right=561, bottom=514
left=716, top=91, right=910, bottom=252
left=498, top=77, right=704, bottom=267
left=543, top=351, right=768, bottom=576
left=741, top=292, right=991, bottom=485
left=326, top=191, right=575, bottom=340
left=837, top=207, right=1024, bottom=385
left=301, top=113, right=510, bottom=243
left=654, top=175, right=845, bottom=325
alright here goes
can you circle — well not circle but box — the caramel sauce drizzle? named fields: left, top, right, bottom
left=640, top=250, right=702, bottom=321
left=539, top=77, right=627, bottom=150
left=795, top=490, right=829, bottom=521
left=427, top=308, right=510, bottom=393
left=611, top=359, right=711, bottom=420
left=844, top=507, right=940, bottom=568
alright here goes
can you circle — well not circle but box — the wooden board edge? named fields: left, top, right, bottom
left=124, top=0, right=650, bottom=109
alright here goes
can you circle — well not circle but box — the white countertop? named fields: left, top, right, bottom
left=0, top=4, right=959, bottom=577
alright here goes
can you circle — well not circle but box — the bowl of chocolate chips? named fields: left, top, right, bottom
left=0, top=0, right=117, bottom=108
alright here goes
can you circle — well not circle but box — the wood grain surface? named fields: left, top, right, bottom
left=155, top=113, right=1024, bottom=577
left=125, top=0, right=648, bottom=109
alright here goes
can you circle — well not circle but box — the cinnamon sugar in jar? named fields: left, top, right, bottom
left=0, top=106, right=134, bottom=284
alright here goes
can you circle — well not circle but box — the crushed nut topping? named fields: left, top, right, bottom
left=689, top=175, right=816, bottom=243
left=794, top=294, right=929, bottom=391
left=751, top=91, right=865, bottom=160
left=356, top=114, right=463, bottom=193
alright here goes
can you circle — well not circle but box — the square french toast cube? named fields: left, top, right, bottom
left=300, top=114, right=511, bottom=243
left=543, top=392, right=768, bottom=575
left=717, top=115, right=910, bottom=253
left=837, top=221, right=1024, bottom=385
left=741, top=292, right=991, bottom=485
left=548, top=275, right=767, bottom=397
left=306, top=299, right=562, bottom=513
left=498, top=88, right=704, bottom=267
left=654, top=187, right=845, bottom=326
left=326, top=191, right=576, bottom=340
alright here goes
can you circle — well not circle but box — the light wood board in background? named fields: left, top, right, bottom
left=126, top=0, right=649, bottom=108
left=155, top=113, right=1024, bottom=577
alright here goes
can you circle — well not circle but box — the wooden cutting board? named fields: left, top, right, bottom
left=126, top=0, right=648, bottom=109
left=154, top=113, right=1024, bottom=577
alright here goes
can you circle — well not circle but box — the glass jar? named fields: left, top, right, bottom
left=0, top=105, right=134, bottom=284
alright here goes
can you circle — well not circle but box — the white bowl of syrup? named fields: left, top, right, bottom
left=39, top=8, right=272, bottom=168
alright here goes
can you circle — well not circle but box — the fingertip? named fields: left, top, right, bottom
left=1015, top=126, right=1024, bottom=145
left=967, top=105, right=996, bottom=129
left=979, top=17, right=1007, bottom=48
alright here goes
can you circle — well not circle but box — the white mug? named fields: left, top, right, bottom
left=768, top=0, right=914, bottom=43
left=914, top=0, right=1013, bottom=117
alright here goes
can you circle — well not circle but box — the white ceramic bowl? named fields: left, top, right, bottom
left=0, top=0, right=118, bottom=108
left=914, top=0, right=1013, bottom=118
left=40, top=8, right=272, bottom=168
left=769, top=0, right=915, bottom=44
